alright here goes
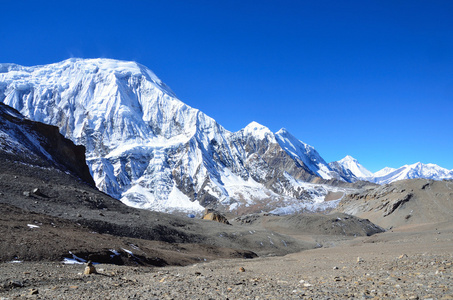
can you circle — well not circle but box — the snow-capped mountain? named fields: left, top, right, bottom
left=328, top=155, right=373, bottom=182
left=373, top=167, right=396, bottom=178
left=330, top=155, right=453, bottom=184
left=0, top=58, right=346, bottom=214
left=339, top=155, right=374, bottom=178
left=370, top=162, right=453, bottom=185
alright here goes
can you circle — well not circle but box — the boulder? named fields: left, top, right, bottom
left=202, top=209, right=230, bottom=225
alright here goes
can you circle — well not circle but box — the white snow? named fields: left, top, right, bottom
left=370, top=162, right=453, bottom=184
left=121, top=183, right=204, bottom=213
left=337, top=155, right=373, bottom=179
left=62, top=258, right=85, bottom=265
left=243, top=121, right=273, bottom=140
left=121, top=248, right=133, bottom=255
left=373, top=167, right=397, bottom=177
left=62, top=251, right=86, bottom=264
left=334, top=156, right=453, bottom=184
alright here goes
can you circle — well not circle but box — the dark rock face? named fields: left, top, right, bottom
left=0, top=102, right=95, bottom=186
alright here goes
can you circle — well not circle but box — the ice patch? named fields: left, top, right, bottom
left=62, top=251, right=87, bottom=264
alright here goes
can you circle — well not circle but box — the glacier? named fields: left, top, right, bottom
left=0, top=58, right=351, bottom=214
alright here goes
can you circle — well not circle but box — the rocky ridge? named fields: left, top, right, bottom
left=335, top=178, right=453, bottom=229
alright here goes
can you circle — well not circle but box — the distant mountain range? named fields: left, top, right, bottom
left=330, top=155, right=453, bottom=185
left=1, top=58, right=451, bottom=214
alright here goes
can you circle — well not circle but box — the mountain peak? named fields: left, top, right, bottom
left=336, top=155, right=373, bottom=179
left=243, top=121, right=273, bottom=140
left=371, top=162, right=453, bottom=184
left=275, top=128, right=290, bottom=136
left=339, top=155, right=357, bottom=163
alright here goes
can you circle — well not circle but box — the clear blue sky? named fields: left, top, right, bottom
left=1, top=0, right=452, bottom=172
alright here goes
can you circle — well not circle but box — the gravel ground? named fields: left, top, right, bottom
left=1, top=222, right=452, bottom=299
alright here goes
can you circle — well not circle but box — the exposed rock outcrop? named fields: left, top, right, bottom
left=202, top=209, right=231, bottom=225
left=0, top=102, right=95, bottom=186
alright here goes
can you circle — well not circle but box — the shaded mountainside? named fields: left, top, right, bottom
left=0, top=102, right=94, bottom=186
left=335, top=179, right=453, bottom=229
left=0, top=59, right=354, bottom=214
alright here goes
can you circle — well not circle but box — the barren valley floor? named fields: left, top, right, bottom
left=1, top=221, right=452, bottom=299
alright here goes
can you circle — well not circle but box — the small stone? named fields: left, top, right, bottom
left=239, top=267, right=245, bottom=272
left=83, top=261, right=97, bottom=275
left=357, top=257, right=364, bottom=263
left=333, top=266, right=339, bottom=270
left=399, top=254, right=408, bottom=259
left=32, top=188, right=43, bottom=196
left=23, top=191, right=31, bottom=197
left=29, top=289, right=39, bottom=295
left=10, top=281, right=24, bottom=287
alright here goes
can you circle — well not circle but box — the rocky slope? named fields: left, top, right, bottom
left=0, top=58, right=352, bottom=214
left=335, top=178, right=453, bottom=229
